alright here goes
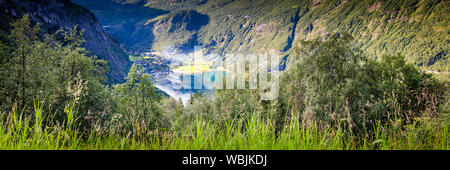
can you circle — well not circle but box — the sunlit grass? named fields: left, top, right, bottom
left=0, top=102, right=447, bottom=150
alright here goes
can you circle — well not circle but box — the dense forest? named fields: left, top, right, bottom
left=0, top=15, right=447, bottom=149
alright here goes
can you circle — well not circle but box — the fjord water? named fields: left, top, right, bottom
left=151, top=68, right=227, bottom=104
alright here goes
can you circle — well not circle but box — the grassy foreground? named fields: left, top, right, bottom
left=0, top=102, right=447, bottom=150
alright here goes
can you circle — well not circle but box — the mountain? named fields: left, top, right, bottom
left=0, top=0, right=131, bottom=83
left=145, top=9, right=210, bottom=52
left=71, top=0, right=167, bottom=52
left=72, top=0, right=449, bottom=72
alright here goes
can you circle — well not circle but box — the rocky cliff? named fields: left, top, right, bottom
left=0, top=0, right=131, bottom=83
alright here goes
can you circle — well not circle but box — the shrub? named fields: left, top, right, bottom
left=277, top=33, right=447, bottom=135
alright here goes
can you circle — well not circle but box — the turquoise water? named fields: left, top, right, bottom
left=153, top=70, right=228, bottom=104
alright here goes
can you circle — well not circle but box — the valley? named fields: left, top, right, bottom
left=71, top=0, right=449, bottom=102
left=72, top=0, right=448, bottom=80
left=0, top=0, right=447, bottom=152
left=129, top=50, right=222, bottom=104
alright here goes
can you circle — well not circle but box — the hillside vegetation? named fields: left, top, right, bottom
left=75, top=0, right=449, bottom=73
left=0, top=0, right=131, bottom=83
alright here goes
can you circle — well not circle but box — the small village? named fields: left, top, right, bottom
left=130, top=51, right=171, bottom=76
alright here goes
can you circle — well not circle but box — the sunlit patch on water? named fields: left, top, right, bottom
left=143, top=49, right=227, bottom=105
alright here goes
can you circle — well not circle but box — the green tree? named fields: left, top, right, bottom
left=277, top=33, right=446, bottom=135
left=278, top=33, right=383, bottom=134
left=0, top=41, right=13, bottom=111
left=114, top=64, right=162, bottom=132
left=0, top=15, right=111, bottom=131
left=8, top=14, right=42, bottom=112
left=52, top=25, right=110, bottom=129
left=375, top=54, right=446, bottom=118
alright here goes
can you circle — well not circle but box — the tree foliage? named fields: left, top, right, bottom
left=277, top=33, right=447, bottom=134
left=112, top=64, right=164, bottom=133
left=0, top=15, right=110, bottom=129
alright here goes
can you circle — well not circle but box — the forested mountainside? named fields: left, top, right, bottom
left=0, top=0, right=131, bottom=83
left=74, top=0, right=448, bottom=72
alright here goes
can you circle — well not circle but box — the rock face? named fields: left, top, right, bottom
left=0, top=0, right=131, bottom=83
left=71, top=0, right=167, bottom=52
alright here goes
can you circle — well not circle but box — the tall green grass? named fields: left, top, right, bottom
left=0, top=102, right=447, bottom=150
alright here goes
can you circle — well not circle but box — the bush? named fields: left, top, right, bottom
left=111, top=64, right=166, bottom=136
left=276, top=33, right=447, bottom=135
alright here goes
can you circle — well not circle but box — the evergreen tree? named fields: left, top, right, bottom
left=8, top=14, right=42, bottom=112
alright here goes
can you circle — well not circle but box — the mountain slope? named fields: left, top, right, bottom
left=0, top=0, right=131, bottom=83
left=73, top=0, right=449, bottom=72
left=291, top=0, right=449, bottom=71
left=147, top=0, right=449, bottom=71
left=71, top=0, right=167, bottom=52
left=146, top=9, right=210, bottom=52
